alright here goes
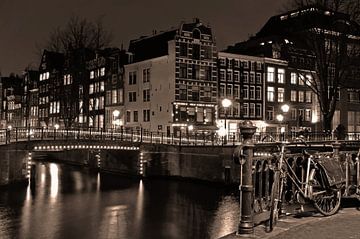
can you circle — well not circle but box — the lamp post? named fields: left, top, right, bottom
left=222, top=98, right=232, bottom=145
left=277, top=104, right=289, bottom=141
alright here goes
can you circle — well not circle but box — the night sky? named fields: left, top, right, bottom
left=0, top=0, right=287, bottom=75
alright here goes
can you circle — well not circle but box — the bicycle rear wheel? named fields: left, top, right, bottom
left=267, top=171, right=281, bottom=232
left=310, top=168, right=341, bottom=216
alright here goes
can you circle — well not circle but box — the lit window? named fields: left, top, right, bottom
left=291, top=72, right=297, bottom=84
left=278, top=88, right=284, bottom=102
left=89, top=84, right=94, bottom=94
left=100, top=67, right=105, bottom=76
left=267, top=86, right=275, bottom=102
left=90, top=71, right=95, bottom=79
left=100, top=81, right=105, bottom=92
left=299, top=91, right=304, bottom=102
left=278, top=69, right=285, bottom=83
left=267, top=67, right=275, bottom=82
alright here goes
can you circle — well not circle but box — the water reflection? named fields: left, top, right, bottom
left=0, top=161, right=239, bottom=239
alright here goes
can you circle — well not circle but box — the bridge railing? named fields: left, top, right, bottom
left=2, top=127, right=360, bottom=146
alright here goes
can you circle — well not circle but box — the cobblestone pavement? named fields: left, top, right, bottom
left=221, top=200, right=360, bottom=239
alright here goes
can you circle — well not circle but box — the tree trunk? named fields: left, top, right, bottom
left=323, top=113, right=333, bottom=132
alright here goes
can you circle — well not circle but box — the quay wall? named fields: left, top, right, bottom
left=0, top=148, right=29, bottom=187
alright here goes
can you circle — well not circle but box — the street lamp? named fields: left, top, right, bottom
left=222, top=98, right=232, bottom=144
left=277, top=104, right=289, bottom=141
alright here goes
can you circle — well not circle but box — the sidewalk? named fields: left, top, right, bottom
left=221, top=207, right=360, bottom=239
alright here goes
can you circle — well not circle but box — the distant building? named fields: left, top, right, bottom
left=217, top=52, right=265, bottom=134
left=0, top=74, right=24, bottom=128
left=226, top=5, right=360, bottom=132
left=125, top=19, right=218, bottom=136
left=23, top=69, right=39, bottom=128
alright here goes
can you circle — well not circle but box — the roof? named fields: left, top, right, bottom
left=128, top=30, right=177, bottom=63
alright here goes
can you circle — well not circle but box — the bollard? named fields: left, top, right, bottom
left=237, top=120, right=256, bottom=235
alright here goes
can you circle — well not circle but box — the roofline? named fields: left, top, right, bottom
left=218, top=51, right=265, bottom=62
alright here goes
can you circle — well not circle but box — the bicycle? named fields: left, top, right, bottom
left=264, top=136, right=342, bottom=232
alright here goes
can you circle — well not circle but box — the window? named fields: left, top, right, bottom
left=89, top=84, right=94, bottom=94
left=143, top=109, right=150, bottom=122
left=180, top=85, right=187, bottom=100
left=143, top=68, right=150, bottom=83
left=90, top=71, right=95, bottom=79
left=267, top=67, right=275, bottom=82
left=242, top=61, right=249, bottom=69
left=129, top=92, right=136, bottom=102
left=266, top=106, right=274, bottom=120
left=305, top=109, right=311, bottom=121
left=243, top=85, right=249, bottom=99
left=143, top=89, right=150, bottom=102
left=219, top=58, right=226, bottom=66
left=219, top=70, right=225, bottom=81
left=298, top=91, right=304, bottom=102
left=234, top=85, right=240, bottom=99
left=243, top=72, right=249, bottom=83
left=257, top=62, right=262, bottom=70
left=133, top=111, right=138, bottom=122
left=192, top=86, right=200, bottom=101
left=291, top=90, right=297, bottom=102
left=291, top=72, right=297, bottom=84
left=100, top=81, right=105, bottom=92
left=192, top=64, right=200, bottom=80
left=256, top=104, right=262, bottom=117
left=99, top=96, right=104, bottom=109
left=256, top=73, right=262, bottom=84
left=227, top=70, right=232, bottom=81
left=63, top=74, right=72, bottom=85
left=126, top=111, right=131, bottom=122
left=112, top=89, right=117, bottom=104
left=250, top=86, right=255, bottom=99
left=278, top=88, right=284, bottom=102
left=250, top=72, right=255, bottom=84
left=234, top=71, right=240, bottom=82
left=129, top=72, right=137, bottom=85
left=267, top=86, right=275, bottom=102
left=192, top=44, right=200, bottom=60
left=256, top=86, right=262, bottom=100
left=226, top=85, right=232, bottom=98
left=305, top=74, right=312, bottom=86
left=278, top=69, right=285, bottom=83
left=249, top=103, right=255, bottom=117
left=180, top=42, right=188, bottom=57
left=305, top=91, right=312, bottom=103
left=100, top=67, right=105, bottom=76
left=243, top=103, right=249, bottom=117
left=234, top=60, right=240, bottom=68
left=180, top=64, right=187, bottom=78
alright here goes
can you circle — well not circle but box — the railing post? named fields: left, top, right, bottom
left=15, top=127, right=18, bottom=142
left=101, top=128, right=103, bottom=140
left=54, top=128, right=56, bottom=140
left=111, top=128, right=114, bottom=140
left=237, top=120, right=256, bottom=236
left=41, top=127, right=44, bottom=140
left=161, top=132, right=164, bottom=144
left=89, top=128, right=92, bottom=140
left=332, top=141, right=341, bottom=156
left=179, top=131, right=182, bottom=146
left=120, top=127, right=124, bottom=141
left=150, top=132, right=153, bottom=144
left=131, top=129, right=134, bottom=142
left=66, top=129, right=69, bottom=140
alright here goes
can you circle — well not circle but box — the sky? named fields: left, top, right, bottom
left=0, top=0, right=288, bottom=75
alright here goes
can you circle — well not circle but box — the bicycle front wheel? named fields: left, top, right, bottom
left=310, top=168, right=341, bottom=216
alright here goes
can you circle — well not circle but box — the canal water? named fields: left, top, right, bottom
left=0, top=161, right=239, bottom=239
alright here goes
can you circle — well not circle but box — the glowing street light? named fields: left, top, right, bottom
left=281, top=104, right=290, bottom=113
left=222, top=98, right=232, bottom=145
left=54, top=124, right=60, bottom=130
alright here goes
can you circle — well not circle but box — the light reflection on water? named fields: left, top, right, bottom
left=0, top=161, right=239, bottom=239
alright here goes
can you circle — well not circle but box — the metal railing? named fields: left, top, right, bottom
left=234, top=121, right=360, bottom=236
left=0, top=127, right=240, bottom=146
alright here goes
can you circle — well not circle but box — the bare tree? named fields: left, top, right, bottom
left=283, top=0, right=360, bottom=131
left=43, top=16, right=113, bottom=53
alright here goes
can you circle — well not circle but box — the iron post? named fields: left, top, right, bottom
left=238, top=120, right=256, bottom=235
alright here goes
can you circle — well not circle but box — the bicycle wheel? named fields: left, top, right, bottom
left=267, top=171, right=281, bottom=232
left=310, top=168, right=341, bottom=216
